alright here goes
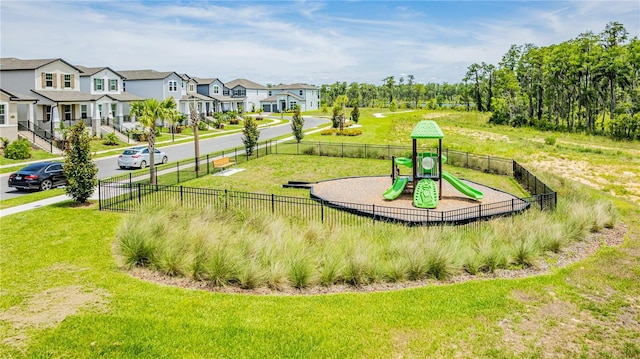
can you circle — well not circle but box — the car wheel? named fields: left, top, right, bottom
left=139, top=160, right=147, bottom=169
left=40, top=179, right=53, bottom=191
left=119, top=166, right=126, bottom=169
left=162, top=156, right=168, bottom=164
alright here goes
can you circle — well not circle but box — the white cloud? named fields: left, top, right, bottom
left=1, top=0, right=638, bottom=85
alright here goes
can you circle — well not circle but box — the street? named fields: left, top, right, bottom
left=0, top=116, right=328, bottom=200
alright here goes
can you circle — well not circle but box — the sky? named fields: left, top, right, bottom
left=1, top=0, right=639, bottom=86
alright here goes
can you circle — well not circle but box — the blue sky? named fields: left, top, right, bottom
left=1, top=1, right=638, bottom=85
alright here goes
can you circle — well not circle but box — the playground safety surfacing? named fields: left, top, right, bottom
left=310, top=176, right=530, bottom=225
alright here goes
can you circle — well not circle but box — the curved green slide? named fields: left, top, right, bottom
left=383, top=177, right=409, bottom=200
left=441, top=171, right=484, bottom=200
left=413, top=179, right=439, bottom=208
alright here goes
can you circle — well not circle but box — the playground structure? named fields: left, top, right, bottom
left=384, top=121, right=483, bottom=209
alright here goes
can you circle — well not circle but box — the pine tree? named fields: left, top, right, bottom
left=63, top=121, right=98, bottom=203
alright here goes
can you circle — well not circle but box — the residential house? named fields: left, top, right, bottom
left=0, top=89, right=38, bottom=141
left=0, top=57, right=97, bottom=143
left=180, top=75, right=216, bottom=121
left=224, top=78, right=268, bottom=113
left=76, top=65, right=141, bottom=130
left=194, top=77, right=241, bottom=113
left=117, top=69, right=188, bottom=119
left=260, top=83, right=320, bottom=112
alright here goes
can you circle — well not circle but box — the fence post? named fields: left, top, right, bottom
left=271, top=194, right=275, bottom=213
left=137, top=183, right=141, bottom=204
left=98, top=180, right=102, bottom=210
left=321, top=200, right=324, bottom=222
left=195, top=157, right=199, bottom=178
left=207, top=154, right=210, bottom=174
left=129, top=173, right=132, bottom=188
left=180, top=186, right=183, bottom=205
left=225, top=189, right=228, bottom=210
left=177, top=162, right=180, bottom=183
left=478, top=203, right=482, bottom=218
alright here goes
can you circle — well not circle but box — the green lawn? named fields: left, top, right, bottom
left=1, top=109, right=639, bottom=358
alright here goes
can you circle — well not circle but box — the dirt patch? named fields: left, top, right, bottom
left=444, top=127, right=511, bottom=143
left=0, top=285, right=109, bottom=349
left=120, top=225, right=626, bottom=296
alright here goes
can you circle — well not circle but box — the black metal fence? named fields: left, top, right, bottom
left=98, top=140, right=556, bottom=226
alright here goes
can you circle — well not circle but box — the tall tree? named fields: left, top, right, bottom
left=242, top=116, right=260, bottom=156
left=464, top=63, right=484, bottom=111
left=63, top=121, right=98, bottom=203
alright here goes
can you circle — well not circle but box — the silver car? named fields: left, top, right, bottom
left=118, top=146, right=168, bottom=169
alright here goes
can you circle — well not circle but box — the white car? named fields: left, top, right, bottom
left=118, top=146, right=168, bottom=169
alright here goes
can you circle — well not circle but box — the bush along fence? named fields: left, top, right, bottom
left=98, top=140, right=556, bottom=226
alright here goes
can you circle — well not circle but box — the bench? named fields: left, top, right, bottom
left=212, top=156, right=235, bottom=173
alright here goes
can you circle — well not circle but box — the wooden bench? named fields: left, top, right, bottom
left=212, top=156, right=235, bottom=173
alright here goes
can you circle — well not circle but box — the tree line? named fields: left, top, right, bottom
left=320, top=21, right=638, bottom=140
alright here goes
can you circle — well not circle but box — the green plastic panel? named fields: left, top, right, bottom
left=410, top=120, right=444, bottom=139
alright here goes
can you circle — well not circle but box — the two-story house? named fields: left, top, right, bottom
left=260, top=83, right=320, bottom=112
left=194, top=77, right=237, bottom=113
left=117, top=69, right=188, bottom=120
left=76, top=66, right=141, bottom=130
left=224, top=78, right=268, bottom=113
left=180, top=75, right=215, bottom=121
left=0, top=57, right=97, bottom=142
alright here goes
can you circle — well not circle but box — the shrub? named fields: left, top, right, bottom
left=64, top=122, right=98, bottom=203
left=321, top=129, right=337, bottom=136
left=4, top=138, right=31, bottom=160
left=198, top=121, right=208, bottom=131
left=544, top=137, right=557, bottom=146
left=289, top=257, right=314, bottom=289
left=103, top=132, right=119, bottom=146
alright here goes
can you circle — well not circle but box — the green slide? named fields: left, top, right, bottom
left=441, top=171, right=484, bottom=200
left=383, top=177, right=409, bottom=200
left=413, top=179, right=439, bottom=209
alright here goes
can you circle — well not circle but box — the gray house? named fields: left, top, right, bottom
left=194, top=77, right=242, bottom=113
left=261, top=83, right=320, bottom=112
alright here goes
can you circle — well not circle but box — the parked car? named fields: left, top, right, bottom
left=118, top=146, right=168, bottom=169
left=8, top=162, right=67, bottom=191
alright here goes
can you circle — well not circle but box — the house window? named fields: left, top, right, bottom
left=213, top=85, right=219, bottom=94
left=63, top=105, right=72, bottom=121
left=80, top=105, right=88, bottom=119
left=111, top=104, right=117, bottom=118
left=299, top=90, right=303, bottom=96
left=168, top=80, right=177, bottom=92
left=109, top=79, right=118, bottom=91
left=44, top=106, right=52, bottom=122
left=64, top=74, right=72, bottom=88
left=45, top=73, right=54, bottom=88
left=0, top=104, right=5, bottom=125
left=98, top=104, right=103, bottom=119
left=94, top=78, right=103, bottom=91
left=268, top=91, right=272, bottom=96
left=233, top=89, right=245, bottom=96
left=290, top=101, right=297, bottom=108
left=189, top=84, right=194, bottom=92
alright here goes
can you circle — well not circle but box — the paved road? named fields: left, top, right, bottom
left=0, top=116, right=328, bottom=200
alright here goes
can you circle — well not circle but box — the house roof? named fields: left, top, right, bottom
left=181, top=93, right=214, bottom=102
left=0, top=88, right=38, bottom=102
left=103, top=92, right=143, bottom=102
left=0, top=57, right=80, bottom=71
left=225, top=78, right=267, bottom=90
left=210, top=94, right=240, bottom=102
left=261, top=92, right=304, bottom=102
left=117, top=69, right=178, bottom=80
left=193, top=77, right=220, bottom=85
left=76, top=65, right=124, bottom=78
left=270, top=83, right=319, bottom=90
left=32, top=90, right=97, bottom=102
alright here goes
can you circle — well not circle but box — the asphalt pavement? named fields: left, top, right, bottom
left=0, top=116, right=329, bottom=217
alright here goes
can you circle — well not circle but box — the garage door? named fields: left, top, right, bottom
left=262, top=104, right=271, bottom=112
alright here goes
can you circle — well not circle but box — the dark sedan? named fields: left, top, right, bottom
left=8, top=162, right=67, bottom=191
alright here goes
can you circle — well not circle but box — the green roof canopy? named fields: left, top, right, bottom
left=410, top=120, right=444, bottom=139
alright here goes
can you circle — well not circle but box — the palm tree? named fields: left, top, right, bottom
left=130, top=97, right=177, bottom=185
left=189, top=102, right=201, bottom=172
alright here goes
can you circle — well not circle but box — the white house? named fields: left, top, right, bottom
left=76, top=65, right=141, bottom=128
left=260, top=83, right=320, bottom=112
left=117, top=69, right=188, bottom=116
left=224, top=78, right=269, bottom=113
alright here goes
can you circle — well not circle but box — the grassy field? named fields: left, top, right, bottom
left=1, top=109, right=639, bottom=358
